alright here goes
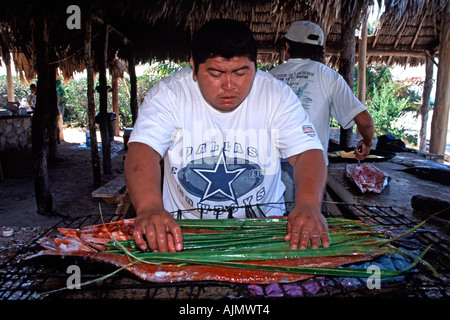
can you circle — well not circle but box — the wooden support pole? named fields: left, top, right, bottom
left=429, top=3, right=450, bottom=158
left=98, top=23, right=112, bottom=174
left=92, top=16, right=131, bottom=46
left=5, top=54, right=15, bottom=102
left=84, top=16, right=101, bottom=187
left=93, top=15, right=133, bottom=131
left=112, top=74, right=120, bottom=136
left=32, top=15, right=53, bottom=215
left=1, top=41, right=14, bottom=102
left=47, top=59, right=59, bottom=160
left=418, top=51, right=434, bottom=151
left=338, top=2, right=365, bottom=148
left=357, top=9, right=368, bottom=106
left=128, top=50, right=138, bottom=125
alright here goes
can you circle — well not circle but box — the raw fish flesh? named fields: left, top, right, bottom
left=346, top=163, right=389, bottom=193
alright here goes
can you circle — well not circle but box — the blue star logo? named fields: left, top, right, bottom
left=193, top=152, right=245, bottom=203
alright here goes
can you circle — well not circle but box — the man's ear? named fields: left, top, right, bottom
left=284, top=41, right=290, bottom=60
left=190, top=57, right=197, bottom=81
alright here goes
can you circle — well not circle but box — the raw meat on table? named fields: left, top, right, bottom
left=346, top=163, right=390, bottom=193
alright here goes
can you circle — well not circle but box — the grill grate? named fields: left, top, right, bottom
left=1, top=204, right=448, bottom=300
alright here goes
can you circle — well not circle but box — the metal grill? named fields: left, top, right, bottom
left=0, top=203, right=448, bottom=300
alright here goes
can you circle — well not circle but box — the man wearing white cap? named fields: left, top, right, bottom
left=270, top=21, right=375, bottom=211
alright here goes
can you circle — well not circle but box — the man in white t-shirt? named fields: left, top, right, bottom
left=270, top=21, right=375, bottom=210
left=125, top=19, right=329, bottom=253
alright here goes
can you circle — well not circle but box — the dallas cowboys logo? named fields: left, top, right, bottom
left=193, top=151, right=245, bottom=204
left=176, top=150, right=264, bottom=205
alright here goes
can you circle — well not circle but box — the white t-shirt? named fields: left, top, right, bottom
left=270, top=58, right=367, bottom=164
left=129, top=67, right=322, bottom=219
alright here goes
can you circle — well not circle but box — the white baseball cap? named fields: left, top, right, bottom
left=285, top=21, right=324, bottom=46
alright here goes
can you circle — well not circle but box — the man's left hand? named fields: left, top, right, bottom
left=285, top=205, right=330, bottom=250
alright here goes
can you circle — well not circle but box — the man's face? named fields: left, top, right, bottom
left=191, top=56, right=256, bottom=112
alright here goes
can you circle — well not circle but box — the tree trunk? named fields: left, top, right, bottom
left=84, top=16, right=101, bottom=187
left=429, top=3, right=450, bottom=158
left=98, top=24, right=112, bottom=174
left=419, top=52, right=434, bottom=151
left=32, top=16, right=53, bottom=215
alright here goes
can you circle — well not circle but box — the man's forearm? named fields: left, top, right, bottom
left=354, top=110, right=375, bottom=146
left=124, top=142, right=164, bottom=214
left=289, top=149, right=327, bottom=208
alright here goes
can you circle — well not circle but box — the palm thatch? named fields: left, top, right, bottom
left=0, top=0, right=445, bottom=81
left=367, top=0, right=447, bottom=67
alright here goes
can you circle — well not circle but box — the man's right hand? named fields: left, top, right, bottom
left=132, top=208, right=183, bottom=253
left=125, top=143, right=183, bottom=253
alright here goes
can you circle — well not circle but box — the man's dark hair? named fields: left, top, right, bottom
left=191, top=19, right=257, bottom=74
left=286, top=39, right=325, bottom=64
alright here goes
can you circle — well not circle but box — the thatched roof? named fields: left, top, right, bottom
left=0, top=0, right=447, bottom=81
left=366, top=0, right=447, bottom=66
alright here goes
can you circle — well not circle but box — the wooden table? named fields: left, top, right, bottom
left=326, top=151, right=450, bottom=226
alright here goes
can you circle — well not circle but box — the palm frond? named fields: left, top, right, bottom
left=105, top=217, right=434, bottom=278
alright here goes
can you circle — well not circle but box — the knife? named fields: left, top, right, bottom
left=357, top=146, right=362, bottom=166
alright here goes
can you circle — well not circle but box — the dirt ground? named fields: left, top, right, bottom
left=0, top=128, right=127, bottom=262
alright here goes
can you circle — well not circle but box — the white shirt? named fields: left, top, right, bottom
left=129, top=67, right=323, bottom=219
left=270, top=58, right=367, bottom=164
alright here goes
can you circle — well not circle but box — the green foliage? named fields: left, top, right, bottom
left=366, top=81, right=409, bottom=139
left=365, top=65, right=393, bottom=99
left=60, top=60, right=187, bottom=129
left=145, top=59, right=188, bottom=81
left=61, top=77, right=89, bottom=127
left=257, top=64, right=275, bottom=72
left=353, top=64, right=420, bottom=140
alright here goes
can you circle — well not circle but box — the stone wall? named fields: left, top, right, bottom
left=0, top=116, right=32, bottom=151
